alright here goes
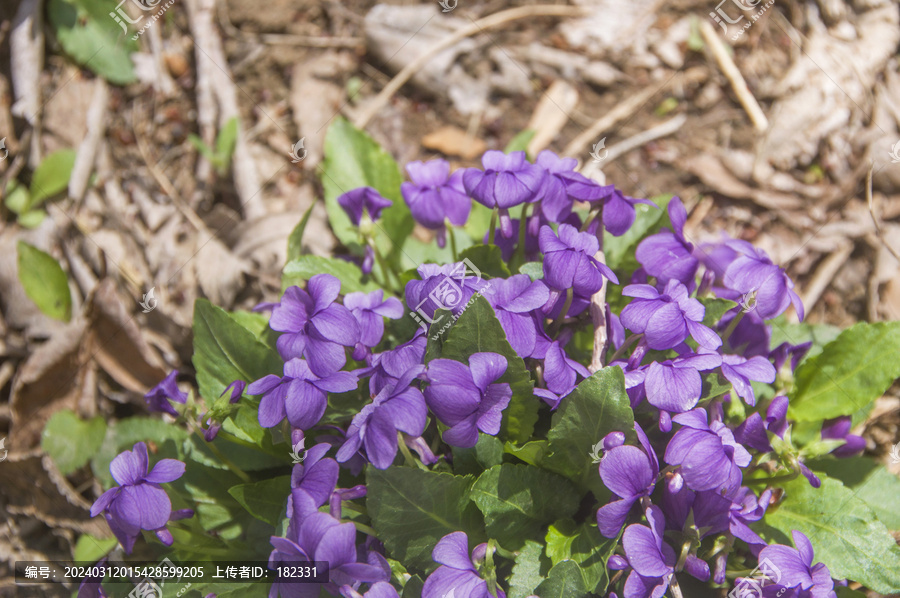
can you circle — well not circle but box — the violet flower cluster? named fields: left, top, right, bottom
left=87, top=149, right=862, bottom=598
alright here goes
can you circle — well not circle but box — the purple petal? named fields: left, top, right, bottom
left=310, top=304, right=361, bottom=346
left=144, top=459, right=186, bottom=484
left=284, top=380, right=328, bottom=430
left=90, top=488, right=119, bottom=517
left=623, top=524, right=673, bottom=577
left=468, top=352, right=507, bottom=392
left=597, top=498, right=638, bottom=539
left=109, top=443, right=149, bottom=487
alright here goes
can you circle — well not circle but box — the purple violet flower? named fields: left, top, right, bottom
left=90, top=442, right=193, bottom=554
left=533, top=150, right=613, bottom=223
left=644, top=351, right=722, bottom=413
left=463, top=150, right=545, bottom=238
left=722, top=240, right=804, bottom=321
left=597, top=423, right=660, bottom=538
left=821, top=416, right=866, bottom=458
left=721, top=354, right=776, bottom=406
left=620, top=280, right=722, bottom=351
left=340, top=582, right=400, bottom=598
left=290, top=442, right=339, bottom=509
left=344, top=289, right=405, bottom=358
left=539, top=224, right=619, bottom=296
left=248, top=358, right=358, bottom=429
left=405, top=262, right=489, bottom=324
left=422, top=532, right=506, bottom=598
left=401, top=159, right=470, bottom=246
left=481, top=274, right=550, bottom=358
left=270, top=275, right=361, bottom=376
left=337, top=366, right=427, bottom=469
left=425, top=353, right=512, bottom=448
left=755, top=531, right=836, bottom=598
left=635, top=197, right=699, bottom=286
left=269, top=512, right=387, bottom=598
left=337, top=187, right=393, bottom=226
left=144, top=370, right=187, bottom=417
left=664, top=409, right=751, bottom=494
left=76, top=558, right=108, bottom=598
left=532, top=336, right=591, bottom=397
left=363, top=330, right=427, bottom=396
left=601, top=189, right=657, bottom=237
left=622, top=505, right=676, bottom=598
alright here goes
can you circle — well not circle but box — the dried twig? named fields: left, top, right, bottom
left=589, top=249, right=609, bottom=373
left=526, top=80, right=579, bottom=157
left=600, top=113, right=687, bottom=164
left=795, top=242, right=854, bottom=322
left=353, top=5, right=590, bottom=129
left=699, top=19, right=768, bottom=132
left=562, top=86, right=658, bottom=159
left=866, top=164, right=900, bottom=262
left=10, top=0, right=43, bottom=167
left=68, top=79, right=109, bottom=202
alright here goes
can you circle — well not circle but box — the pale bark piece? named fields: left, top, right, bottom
left=526, top=80, right=579, bottom=157
left=9, top=0, right=43, bottom=125
left=68, top=79, right=109, bottom=202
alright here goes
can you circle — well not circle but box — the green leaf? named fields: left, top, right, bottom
left=17, top=241, right=72, bottom=321
left=192, top=298, right=283, bottom=403
left=18, top=210, right=46, bottom=228
left=452, top=433, right=503, bottom=476
left=401, top=575, right=425, bottom=598
left=699, top=297, right=737, bottom=327
left=438, top=295, right=538, bottom=444
left=282, top=255, right=380, bottom=294
left=544, top=367, right=634, bottom=498
left=465, top=201, right=494, bottom=242
left=533, top=560, right=588, bottom=598
left=508, top=540, right=546, bottom=598
left=470, top=464, right=579, bottom=550
left=768, top=319, right=841, bottom=364
left=73, top=534, right=117, bottom=562
left=4, top=181, right=30, bottom=213
left=321, top=117, right=408, bottom=249
left=29, top=149, right=77, bottom=207
left=808, top=457, right=900, bottom=530
left=41, top=410, right=107, bottom=475
left=835, top=587, right=868, bottom=598
left=215, top=117, right=239, bottom=164
left=518, top=262, right=543, bottom=281
left=228, top=476, right=290, bottom=526
left=188, top=134, right=218, bottom=163
left=759, top=474, right=900, bottom=594
left=545, top=520, right=616, bottom=593
left=367, top=466, right=484, bottom=570
left=603, top=195, right=671, bottom=273
left=503, top=440, right=548, bottom=467
left=287, top=205, right=316, bottom=262
left=788, top=322, right=900, bottom=422
left=458, top=245, right=511, bottom=278
left=504, top=130, right=536, bottom=155
left=48, top=0, right=137, bottom=85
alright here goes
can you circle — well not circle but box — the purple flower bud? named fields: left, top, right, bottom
left=143, top=371, right=187, bottom=417
left=337, top=186, right=392, bottom=226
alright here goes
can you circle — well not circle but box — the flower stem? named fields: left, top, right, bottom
left=510, top=202, right=531, bottom=271
left=721, top=309, right=745, bottom=344
left=580, top=205, right=601, bottom=233
left=549, top=288, right=574, bottom=337
left=745, top=469, right=799, bottom=486
left=669, top=574, right=685, bottom=598
left=397, top=431, right=426, bottom=470
left=354, top=522, right=379, bottom=537
left=488, top=207, right=499, bottom=245
left=447, top=221, right=459, bottom=262
left=189, top=426, right=252, bottom=483
left=373, top=244, right=401, bottom=292
left=608, top=333, right=643, bottom=363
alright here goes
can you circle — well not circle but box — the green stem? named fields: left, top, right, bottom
left=191, top=427, right=251, bottom=483
left=446, top=220, right=459, bottom=262
left=549, top=288, right=574, bottom=337
left=354, top=522, right=378, bottom=537
left=373, top=243, right=400, bottom=292
left=510, top=202, right=531, bottom=271
left=488, top=208, right=499, bottom=245
left=397, top=431, right=421, bottom=469
left=721, top=309, right=745, bottom=345
left=745, top=469, right=799, bottom=486
left=607, top=333, right=643, bottom=363
left=580, top=206, right=601, bottom=233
